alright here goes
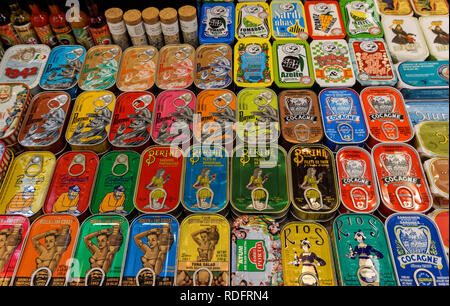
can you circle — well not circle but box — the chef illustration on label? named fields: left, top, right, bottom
left=345, top=230, right=383, bottom=286
left=83, top=48, right=119, bottom=89
left=191, top=225, right=220, bottom=262
left=0, top=85, right=28, bottom=138
left=198, top=46, right=232, bottom=89
left=284, top=96, right=315, bottom=142
left=342, top=159, right=370, bottom=210
left=52, top=185, right=81, bottom=214
left=99, top=185, right=126, bottom=215
left=300, top=167, right=325, bottom=211
left=201, top=92, right=236, bottom=142
left=42, top=48, right=84, bottom=89
left=192, top=168, right=216, bottom=209
left=145, top=169, right=170, bottom=210
left=204, top=5, right=231, bottom=38
left=0, top=224, right=23, bottom=275
left=246, top=168, right=271, bottom=211
left=289, top=239, right=326, bottom=286
left=30, top=225, right=72, bottom=286
left=237, top=4, right=270, bottom=39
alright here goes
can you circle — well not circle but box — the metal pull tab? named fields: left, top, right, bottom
left=357, top=265, right=379, bottom=286
left=193, top=268, right=214, bottom=286
left=413, top=268, right=436, bottom=286
left=99, top=48, right=120, bottom=62
left=135, top=267, right=156, bottom=286
left=47, top=94, right=69, bottom=111
left=93, top=94, right=113, bottom=111
left=304, top=187, right=323, bottom=211
left=64, top=48, right=84, bottom=63
left=25, top=155, right=43, bottom=177
left=112, top=154, right=129, bottom=177
left=68, top=154, right=86, bottom=177
left=146, top=189, right=167, bottom=211
left=251, top=187, right=269, bottom=211
left=294, top=123, right=310, bottom=142
left=350, top=187, right=369, bottom=211
left=381, top=121, right=399, bottom=140
left=298, top=272, right=319, bottom=286
left=85, top=268, right=106, bottom=286
left=196, top=187, right=214, bottom=210
left=337, top=122, right=354, bottom=142
left=30, top=267, right=52, bottom=286
left=137, top=49, right=156, bottom=63
left=395, top=186, right=415, bottom=210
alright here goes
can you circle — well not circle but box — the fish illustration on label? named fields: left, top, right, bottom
left=195, top=44, right=232, bottom=90
left=270, top=1, right=308, bottom=40
left=155, top=44, right=194, bottom=90
left=236, top=2, right=271, bottom=39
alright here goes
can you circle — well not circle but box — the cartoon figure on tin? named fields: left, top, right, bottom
left=390, top=23, right=416, bottom=45
left=0, top=224, right=23, bottom=275
left=5, top=186, right=35, bottom=216
left=192, top=168, right=217, bottom=209
left=246, top=168, right=271, bottom=211
left=42, top=48, right=84, bottom=89
left=300, top=167, right=326, bottom=210
left=145, top=169, right=170, bottom=210
left=0, top=85, right=28, bottom=138
left=381, top=0, right=400, bottom=10
left=290, top=239, right=326, bottom=286
left=98, top=185, right=126, bottom=215
left=191, top=226, right=220, bottom=262
left=82, top=48, right=119, bottom=90
left=198, top=46, right=232, bottom=89
left=201, top=92, right=236, bottom=142
left=429, top=24, right=449, bottom=45
left=52, top=185, right=81, bottom=214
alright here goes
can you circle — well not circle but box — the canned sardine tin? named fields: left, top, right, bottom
left=122, top=214, right=178, bottom=286
left=0, top=151, right=56, bottom=218
left=428, top=209, right=449, bottom=259
left=270, top=1, right=308, bottom=40
left=235, top=2, right=271, bottom=40
left=373, top=0, right=413, bottom=16
left=332, top=214, right=398, bottom=286
left=44, top=151, right=99, bottom=216
left=12, top=214, right=79, bottom=286
left=199, top=2, right=235, bottom=45
left=414, top=121, right=449, bottom=158
left=340, top=0, right=383, bottom=38
left=0, top=141, right=12, bottom=186
left=406, top=101, right=449, bottom=127
left=231, top=215, right=283, bottom=286
left=424, top=157, right=449, bottom=208
left=419, top=16, right=449, bottom=61
left=194, top=44, right=233, bottom=90
left=410, top=0, right=449, bottom=16
left=304, top=1, right=346, bottom=40
left=0, top=215, right=29, bottom=286
left=177, top=214, right=229, bottom=286
left=155, top=44, right=195, bottom=90
left=66, top=214, right=129, bottom=286
left=281, top=221, right=336, bottom=286
left=385, top=213, right=449, bottom=286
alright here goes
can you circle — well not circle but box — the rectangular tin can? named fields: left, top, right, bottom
left=340, top=0, right=384, bottom=38
left=270, top=1, right=309, bottom=40
left=0, top=140, right=13, bottom=187
left=332, top=213, right=398, bottom=286
left=231, top=215, right=283, bottom=286
left=373, top=0, right=413, bottom=16
left=304, top=1, right=346, bottom=40
left=155, top=44, right=195, bottom=90
left=419, top=16, right=449, bottom=61
left=176, top=214, right=230, bottom=286
left=405, top=100, right=449, bottom=126
left=199, top=2, right=235, bottom=45
left=385, top=213, right=449, bottom=286
left=409, top=0, right=449, bottom=16
left=424, top=157, right=449, bottom=208
left=194, top=43, right=233, bottom=90
left=121, top=214, right=179, bottom=286
left=11, top=214, right=79, bottom=286
left=66, top=214, right=129, bottom=286
left=414, top=120, right=449, bottom=158
left=116, top=46, right=158, bottom=92
left=427, top=209, right=449, bottom=259
left=235, top=2, right=271, bottom=40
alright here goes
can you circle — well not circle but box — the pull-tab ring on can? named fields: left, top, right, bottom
left=357, top=265, right=379, bottom=286
left=304, top=187, right=323, bottom=211
left=350, top=187, right=369, bottom=211
left=395, top=186, right=415, bottom=210
left=381, top=121, right=399, bottom=140
left=337, top=122, right=354, bottom=142
left=135, top=267, right=156, bottom=286
left=193, top=268, right=214, bottom=286
left=25, top=155, right=43, bottom=177
left=413, top=268, right=437, bottom=286
left=100, top=48, right=119, bottom=62
left=298, top=272, right=319, bottom=286
left=85, top=267, right=106, bottom=286
left=47, top=94, right=69, bottom=111
left=65, top=48, right=84, bottom=63
left=148, top=189, right=167, bottom=210
left=175, top=47, right=192, bottom=61
left=254, top=91, right=273, bottom=108
left=213, top=93, right=233, bottom=111
left=132, top=95, right=153, bottom=112
left=137, top=49, right=156, bottom=63
left=30, top=267, right=52, bottom=286
left=112, top=154, right=129, bottom=177
left=173, top=93, right=192, bottom=108
left=251, top=187, right=269, bottom=211
left=294, top=123, right=310, bottom=142
left=196, top=187, right=214, bottom=210
left=93, top=94, right=113, bottom=111
left=68, top=154, right=86, bottom=177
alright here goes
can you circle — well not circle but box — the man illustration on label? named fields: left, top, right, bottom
left=246, top=168, right=270, bottom=210
left=5, top=186, right=35, bottom=216
left=390, top=24, right=416, bottom=45
left=430, top=24, right=449, bottom=45
left=52, top=185, right=81, bottom=214
left=0, top=224, right=22, bottom=277
left=290, top=239, right=326, bottom=286
left=382, top=0, right=399, bottom=10
left=191, top=226, right=220, bottom=262
left=145, top=169, right=170, bottom=210
left=99, top=185, right=126, bottom=214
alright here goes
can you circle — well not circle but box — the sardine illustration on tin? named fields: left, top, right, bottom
left=0, top=83, right=30, bottom=142
left=195, top=44, right=232, bottom=90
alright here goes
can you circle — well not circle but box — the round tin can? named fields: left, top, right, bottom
left=272, top=40, right=314, bottom=89
left=194, top=89, right=236, bottom=145
left=0, top=215, right=29, bottom=286
left=428, top=209, right=449, bottom=259
left=405, top=100, right=449, bottom=127
left=231, top=215, right=283, bottom=286
left=419, top=16, right=449, bottom=61
left=39, top=45, right=86, bottom=97
left=385, top=213, right=449, bottom=286
left=194, top=43, right=233, bottom=90
left=182, top=145, right=228, bottom=214
left=332, top=213, right=398, bottom=286
left=236, top=88, right=279, bottom=144
left=121, top=214, right=179, bottom=286
left=235, top=2, right=271, bottom=40
left=176, top=214, right=230, bottom=286
left=0, top=140, right=13, bottom=187
left=278, top=89, right=323, bottom=145
left=318, top=88, right=368, bottom=151
left=414, top=121, right=449, bottom=158
left=135, top=146, right=183, bottom=214
left=231, top=145, right=290, bottom=217
left=155, top=44, right=195, bottom=90
left=410, top=0, right=449, bottom=16
left=18, top=91, right=72, bottom=154
left=0, top=44, right=50, bottom=95
left=336, top=147, right=380, bottom=214
left=108, top=91, right=154, bottom=151
left=304, top=1, right=346, bottom=40
left=43, top=151, right=99, bottom=217
left=309, top=39, right=356, bottom=88
left=65, top=90, right=116, bottom=154
left=151, top=89, right=195, bottom=146
left=424, top=157, right=449, bottom=208
left=340, top=0, right=384, bottom=38
left=373, top=0, right=413, bottom=16
left=11, top=214, right=79, bottom=286
left=90, top=151, right=140, bottom=216
left=281, top=221, right=336, bottom=286
left=348, top=38, right=397, bottom=86
left=199, top=2, right=235, bottom=45
left=0, top=151, right=56, bottom=218
left=288, top=144, right=339, bottom=222
left=116, top=46, right=158, bottom=92
left=270, top=1, right=308, bottom=40
left=78, top=45, right=122, bottom=91
left=234, top=39, right=273, bottom=88
left=360, top=86, right=414, bottom=148
left=371, top=142, right=433, bottom=217
left=66, top=214, right=129, bottom=286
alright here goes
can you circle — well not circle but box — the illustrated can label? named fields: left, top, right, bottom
left=155, top=44, right=194, bottom=90
left=236, top=2, right=271, bottom=39
left=270, top=1, right=308, bottom=40
left=195, top=43, right=232, bottom=90
left=116, top=46, right=157, bottom=91
left=305, top=1, right=346, bottom=40
left=341, top=0, right=383, bottom=38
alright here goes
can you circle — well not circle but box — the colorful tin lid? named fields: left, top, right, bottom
left=108, top=91, right=154, bottom=149
left=66, top=214, right=129, bottom=286
left=176, top=214, right=230, bottom=286
left=304, top=1, right=346, bottom=40
left=424, top=157, right=449, bottom=206
left=281, top=221, right=336, bottom=286
left=0, top=141, right=12, bottom=186
left=235, top=2, right=271, bottom=40
left=373, top=0, right=413, bottom=16
left=194, top=43, right=233, bottom=90
left=0, top=151, right=56, bottom=218
left=310, top=39, right=356, bottom=88
left=278, top=89, right=323, bottom=144
left=155, top=44, right=195, bottom=90
left=340, top=0, right=384, bottom=38
left=151, top=90, right=195, bottom=146
left=199, top=2, right=235, bottom=45
left=406, top=100, right=449, bottom=126
left=0, top=215, right=29, bottom=286
left=409, top=0, right=449, bottom=16
left=12, top=214, right=79, bottom=286
left=270, top=1, right=308, bottom=40
left=382, top=16, right=429, bottom=63
left=414, top=121, right=449, bottom=158
left=272, top=40, right=314, bottom=88
left=332, top=213, right=398, bottom=286
left=122, top=214, right=178, bottom=286
left=78, top=45, right=122, bottom=91
left=419, top=16, right=449, bottom=61
left=385, top=213, right=449, bottom=286
left=371, top=143, right=433, bottom=216
left=231, top=215, right=283, bottom=286
left=428, top=209, right=449, bottom=259
left=231, top=145, right=289, bottom=215
left=116, top=46, right=158, bottom=92
left=336, top=147, right=379, bottom=214
left=348, top=38, right=397, bottom=86
left=39, top=45, right=86, bottom=91
left=44, top=151, right=99, bottom=216
left=234, top=39, right=274, bottom=87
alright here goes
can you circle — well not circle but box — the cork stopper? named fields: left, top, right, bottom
left=178, top=5, right=196, bottom=22
left=142, top=7, right=160, bottom=25
left=123, top=9, right=142, bottom=26
left=105, top=8, right=124, bottom=24
left=159, top=7, right=178, bottom=25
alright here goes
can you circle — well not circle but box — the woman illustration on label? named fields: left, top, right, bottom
left=145, top=169, right=170, bottom=210
left=192, top=168, right=216, bottom=209
left=0, top=224, right=23, bottom=276
left=191, top=226, right=220, bottom=262
left=246, top=168, right=270, bottom=211
left=290, top=239, right=326, bottom=286
left=430, top=25, right=449, bottom=45
left=346, top=230, right=383, bottom=286
left=300, top=167, right=324, bottom=211
left=390, top=24, right=416, bottom=46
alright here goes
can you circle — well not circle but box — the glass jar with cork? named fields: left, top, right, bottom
left=123, top=9, right=148, bottom=47
left=178, top=5, right=198, bottom=47
left=105, top=7, right=130, bottom=50
left=142, top=7, right=164, bottom=49
left=159, top=7, right=180, bottom=45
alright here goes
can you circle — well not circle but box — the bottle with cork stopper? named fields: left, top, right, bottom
left=105, top=7, right=130, bottom=50
left=142, top=7, right=163, bottom=50
left=123, top=9, right=148, bottom=47
left=159, top=7, right=180, bottom=45
left=178, top=5, right=198, bottom=47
